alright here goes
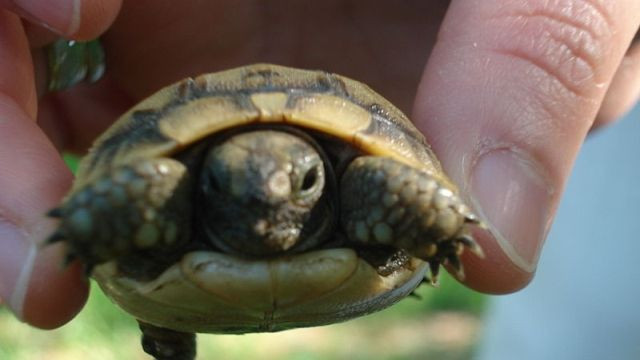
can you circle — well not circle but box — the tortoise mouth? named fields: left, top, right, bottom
left=115, top=239, right=415, bottom=282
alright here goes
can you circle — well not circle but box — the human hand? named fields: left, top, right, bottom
left=1, top=0, right=638, bottom=329
left=0, top=0, right=121, bottom=329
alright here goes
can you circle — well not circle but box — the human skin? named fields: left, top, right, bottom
left=0, top=0, right=638, bottom=329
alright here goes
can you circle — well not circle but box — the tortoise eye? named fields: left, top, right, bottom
left=301, top=166, right=319, bottom=191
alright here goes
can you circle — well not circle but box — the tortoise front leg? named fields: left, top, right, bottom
left=47, top=158, right=191, bottom=273
left=340, top=156, right=483, bottom=281
left=140, top=322, right=196, bottom=360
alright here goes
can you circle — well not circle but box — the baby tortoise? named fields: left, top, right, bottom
left=48, top=64, right=483, bottom=360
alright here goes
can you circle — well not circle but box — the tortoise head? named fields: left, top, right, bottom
left=198, top=129, right=336, bottom=257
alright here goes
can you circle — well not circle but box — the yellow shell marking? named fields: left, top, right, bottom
left=250, top=92, right=288, bottom=120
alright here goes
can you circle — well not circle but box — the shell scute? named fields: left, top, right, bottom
left=80, top=64, right=441, bottom=188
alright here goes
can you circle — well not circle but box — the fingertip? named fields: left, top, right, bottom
left=457, top=228, right=534, bottom=294
left=72, top=0, right=122, bottom=40
left=21, top=244, right=89, bottom=329
left=467, top=149, right=553, bottom=272
left=6, top=0, right=121, bottom=40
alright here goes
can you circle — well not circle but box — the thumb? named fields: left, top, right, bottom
left=414, top=0, right=640, bottom=293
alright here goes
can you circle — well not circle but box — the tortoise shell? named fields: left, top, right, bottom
left=65, top=64, right=472, bottom=333
left=76, top=64, right=448, bottom=190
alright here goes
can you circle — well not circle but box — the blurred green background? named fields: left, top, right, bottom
left=0, top=275, right=486, bottom=360
left=0, top=155, right=487, bottom=360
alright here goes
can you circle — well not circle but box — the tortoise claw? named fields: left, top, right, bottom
left=466, top=214, right=489, bottom=233
left=458, top=234, right=485, bottom=259
left=428, top=261, right=441, bottom=286
left=63, top=251, right=95, bottom=276
left=47, top=207, right=64, bottom=218
left=45, top=231, right=66, bottom=245
left=464, top=213, right=481, bottom=224
left=83, top=263, right=95, bottom=277
left=63, top=252, right=78, bottom=267
left=446, top=255, right=466, bottom=281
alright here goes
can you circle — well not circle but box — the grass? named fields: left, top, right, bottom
left=0, top=155, right=487, bottom=359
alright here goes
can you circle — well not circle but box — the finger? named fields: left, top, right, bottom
left=0, top=11, right=88, bottom=328
left=0, top=0, right=122, bottom=40
left=413, top=0, right=640, bottom=293
left=595, top=38, right=640, bottom=127
left=0, top=8, right=35, bottom=117
left=23, top=19, right=58, bottom=47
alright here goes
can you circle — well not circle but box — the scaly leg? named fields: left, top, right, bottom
left=47, top=158, right=191, bottom=273
left=340, top=156, right=483, bottom=282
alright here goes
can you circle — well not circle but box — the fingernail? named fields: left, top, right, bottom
left=470, top=149, right=555, bottom=272
left=11, top=0, right=80, bottom=35
left=0, top=221, right=38, bottom=320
